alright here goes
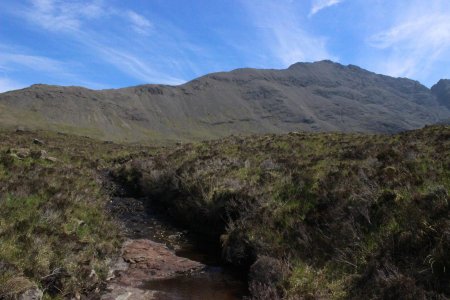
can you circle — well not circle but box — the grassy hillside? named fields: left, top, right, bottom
left=0, top=130, right=149, bottom=298
left=121, top=125, right=450, bottom=299
left=1, top=61, right=449, bottom=143
left=0, top=126, right=448, bottom=299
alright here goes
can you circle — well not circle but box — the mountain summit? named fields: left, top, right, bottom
left=1, top=61, right=449, bottom=142
left=431, top=79, right=450, bottom=109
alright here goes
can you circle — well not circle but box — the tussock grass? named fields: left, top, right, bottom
left=121, top=125, right=450, bottom=299
left=0, top=130, right=149, bottom=298
left=1, top=125, right=448, bottom=299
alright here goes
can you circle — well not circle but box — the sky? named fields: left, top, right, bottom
left=1, top=0, right=450, bottom=92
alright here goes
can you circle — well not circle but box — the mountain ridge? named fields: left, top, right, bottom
left=1, top=60, right=449, bottom=142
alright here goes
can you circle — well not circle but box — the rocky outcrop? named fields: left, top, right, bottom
left=431, top=79, right=450, bottom=109
left=102, top=239, right=204, bottom=300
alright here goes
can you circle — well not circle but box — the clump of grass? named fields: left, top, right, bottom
left=286, top=261, right=347, bottom=299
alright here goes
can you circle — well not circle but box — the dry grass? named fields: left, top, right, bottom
left=0, top=130, right=150, bottom=298
left=1, top=125, right=448, bottom=299
left=119, top=125, right=450, bottom=299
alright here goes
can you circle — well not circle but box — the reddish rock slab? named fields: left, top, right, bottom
left=102, top=239, right=204, bottom=300
left=101, top=286, right=158, bottom=300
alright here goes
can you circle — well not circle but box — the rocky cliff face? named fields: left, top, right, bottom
left=431, top=79, right=450, bottom=109
left=1, top=60, right=449, bottom=142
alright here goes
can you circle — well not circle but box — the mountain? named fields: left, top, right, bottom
left=431, top=79, right=450, bottom=109
left=1, top=60, right=449, bottom=142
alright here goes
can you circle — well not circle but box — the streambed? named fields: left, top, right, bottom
left=103, top=197, right=248, bottom=300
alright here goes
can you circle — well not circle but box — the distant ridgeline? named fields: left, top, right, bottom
left=1, top=60, right=449, bottom=142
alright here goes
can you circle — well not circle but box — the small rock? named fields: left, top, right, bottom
left=16, top=126, right=27, bottom=133
left=18, top=287, right=43, bottom=300
left=89, top=269, right=98, bottom=281
left=244, top=159, right=252, bottom=168
left=10, top=148, right=31, bottom=159
left=260, top=159, right=279, bottom=170
left=76, top=219, right=85, bottom=227
left=32, top=139, right=44, bottom=145
left=45, top=156, right=58, bottom=162
left=30, top=150, right=48, bottom=159
left=168, top=234, right=178, bottom=240
left=100, top=286, right=157, bottom=300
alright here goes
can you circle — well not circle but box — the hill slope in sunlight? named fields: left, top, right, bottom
left=1, top=61, right=449, bottom=142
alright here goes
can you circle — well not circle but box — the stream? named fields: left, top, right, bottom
left=104, top=196, right=248, bottom=300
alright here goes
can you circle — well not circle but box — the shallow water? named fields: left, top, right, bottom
left=143, top=267, right=247, bottom=300
left=108, top=197, right=248, bottom=299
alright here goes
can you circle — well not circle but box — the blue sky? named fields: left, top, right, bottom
left=1, top=0, right=450, bottom=92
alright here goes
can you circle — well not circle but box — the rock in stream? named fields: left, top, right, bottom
left=102, top=239, right=205, bottom=300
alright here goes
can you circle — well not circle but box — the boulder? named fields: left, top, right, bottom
left=249, top=256, right=286, bottom=287
left=18, top=287, right=43, bottom=300
left=30, top=150, right=48, bottom=159
left=103, top=239, right=204, bottom=299
left=248, top=256, right=286, bottom=300
left=120, top=239, right=204, bottom=281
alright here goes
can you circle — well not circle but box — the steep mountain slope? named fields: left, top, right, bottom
left=431, top=79, right=450, bottom=109
left=1, top=60, right=449, bottom=142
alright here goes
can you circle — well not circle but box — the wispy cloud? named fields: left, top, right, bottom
left=367, top=2, right=450, bottom=80
left=0, top=43, right=108, bottom=89
left=16, top=0, right=188, bottom=84
left=309, top=0, right=343, bottom=17
left=97, top=47, right=185, bottom=85
left=241, top=0, right=335, bottom=66
left=0, top=78, right=24, bottom=93
left=0, top=52, right=70, bottom=74
left=126, top=11, right=153, bottom=36
left=26, top=0, right=105, bottom=32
